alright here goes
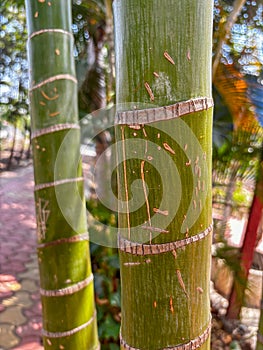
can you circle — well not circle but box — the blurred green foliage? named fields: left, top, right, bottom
left=88, top=200, right=120, bottom=349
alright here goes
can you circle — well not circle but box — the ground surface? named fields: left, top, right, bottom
left=0, top=165, right=261, bottom=349
left=0, top=166, right=43, bottom=350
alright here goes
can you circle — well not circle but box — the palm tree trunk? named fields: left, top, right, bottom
left=25, top=1, right=99, bottom=349
left=114, top=1, right=214, bottom=349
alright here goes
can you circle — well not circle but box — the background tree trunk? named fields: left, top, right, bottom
left=7, top=120, right=17, bottom=170
left=114, top=0, right=214, bottom=349
left=227, top=148, right=263, bottom=319
left=25, top=1, right=99, bottom=349
left=257, top=295, right=263, bottom=350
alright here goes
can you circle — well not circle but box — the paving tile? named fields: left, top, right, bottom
left=15, top=319, right=42, bottom=339
left=3, top=282, right=20, bottom=293
left=30, top=292, right=41, bottom=302
left=0, top=255, right=8, bottom=265
left=0, top=289, right=13, bottom=300
left=12, top=335, right=43, bottom=350
left=2, top=291, right=33, bottom=309
left=0, top=305, right=27, bottom=326
left=24, top=303, right=42, bottom=318
left=12, top=253, right=31, bottom=264
left=0, top=276, right=16, bottom=284
left=0, top=323, right=20, bottom=349
left=19, top=280, right=38, bottom=293
left=18, top=263, right=39, bottom=282
left=1, top=264, right=26, bottom=274
left=0, top=283, right=13, bottom=299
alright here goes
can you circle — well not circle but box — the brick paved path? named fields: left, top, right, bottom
left=0, top=166, right=43, bottom=350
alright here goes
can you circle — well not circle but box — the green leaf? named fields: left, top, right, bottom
left=101, top=314, right=120, bottom=340
left=109, top=292, right=121, bottom=308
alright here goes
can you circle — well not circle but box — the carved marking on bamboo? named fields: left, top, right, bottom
left=36, top=198, right=50, bottom=240
left=176, top=269, right=189, bottom=298
left=163, top=51, right=175, bottom=65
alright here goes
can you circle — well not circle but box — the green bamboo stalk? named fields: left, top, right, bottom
left=25, top=1, right=99, bottom=349
left=114, top=1, right=213, bottom=349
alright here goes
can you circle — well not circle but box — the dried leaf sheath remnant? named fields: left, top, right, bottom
left=118, top=223, right=213, bottom=255
left=119, top=322, right=211, bottom=350
left=37, top=232, right=90, bottom=249
left=28, top=28, right=73, bottom=40
left=31, top=123, right=80, bottom=139
left=40, top=274, right=94, bottom=296
left=34, top=177, right=84, bottom=191
left=115, top=97, right=213, bottom=125
left=42, top=311, right=97, bottom=338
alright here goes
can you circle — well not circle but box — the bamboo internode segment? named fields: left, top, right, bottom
left=115, top=97, right=214, bottom=125
left=118, top=223, right=213, bottom=255
left=37, top=232, right=90, bottom=248
left=28, top=28, right=73, bottom=40
left=31, top=123, right=80, bottom=139
left=120, top=322, right=211, bottom=350
left=40, top=274, right=94, bottom=297
left=42, top=311, right=97, bottom=338
left=30, top=73, right=78, bottom=91
left=34, top=177, right=84, bottom=191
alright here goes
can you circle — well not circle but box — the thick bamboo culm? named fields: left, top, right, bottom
left=114, top=1, right=214, bottom=349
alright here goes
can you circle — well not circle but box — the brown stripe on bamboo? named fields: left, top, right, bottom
left=40, top=274, right=94, bottom=297
left=120, top=322, right=211, bottom=349
left=42, top=311, right=96, bottom=338
left=34, top=177, right=84, bottom=191
left=31, top=123, right=80, bottom=139
left=115, top=97, right=213, bottom=125
left=30, top=74, right=77, bottom=91
left=118, top=223, right=213, bottom=255
left=37, top=232, right=90, bottom=249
